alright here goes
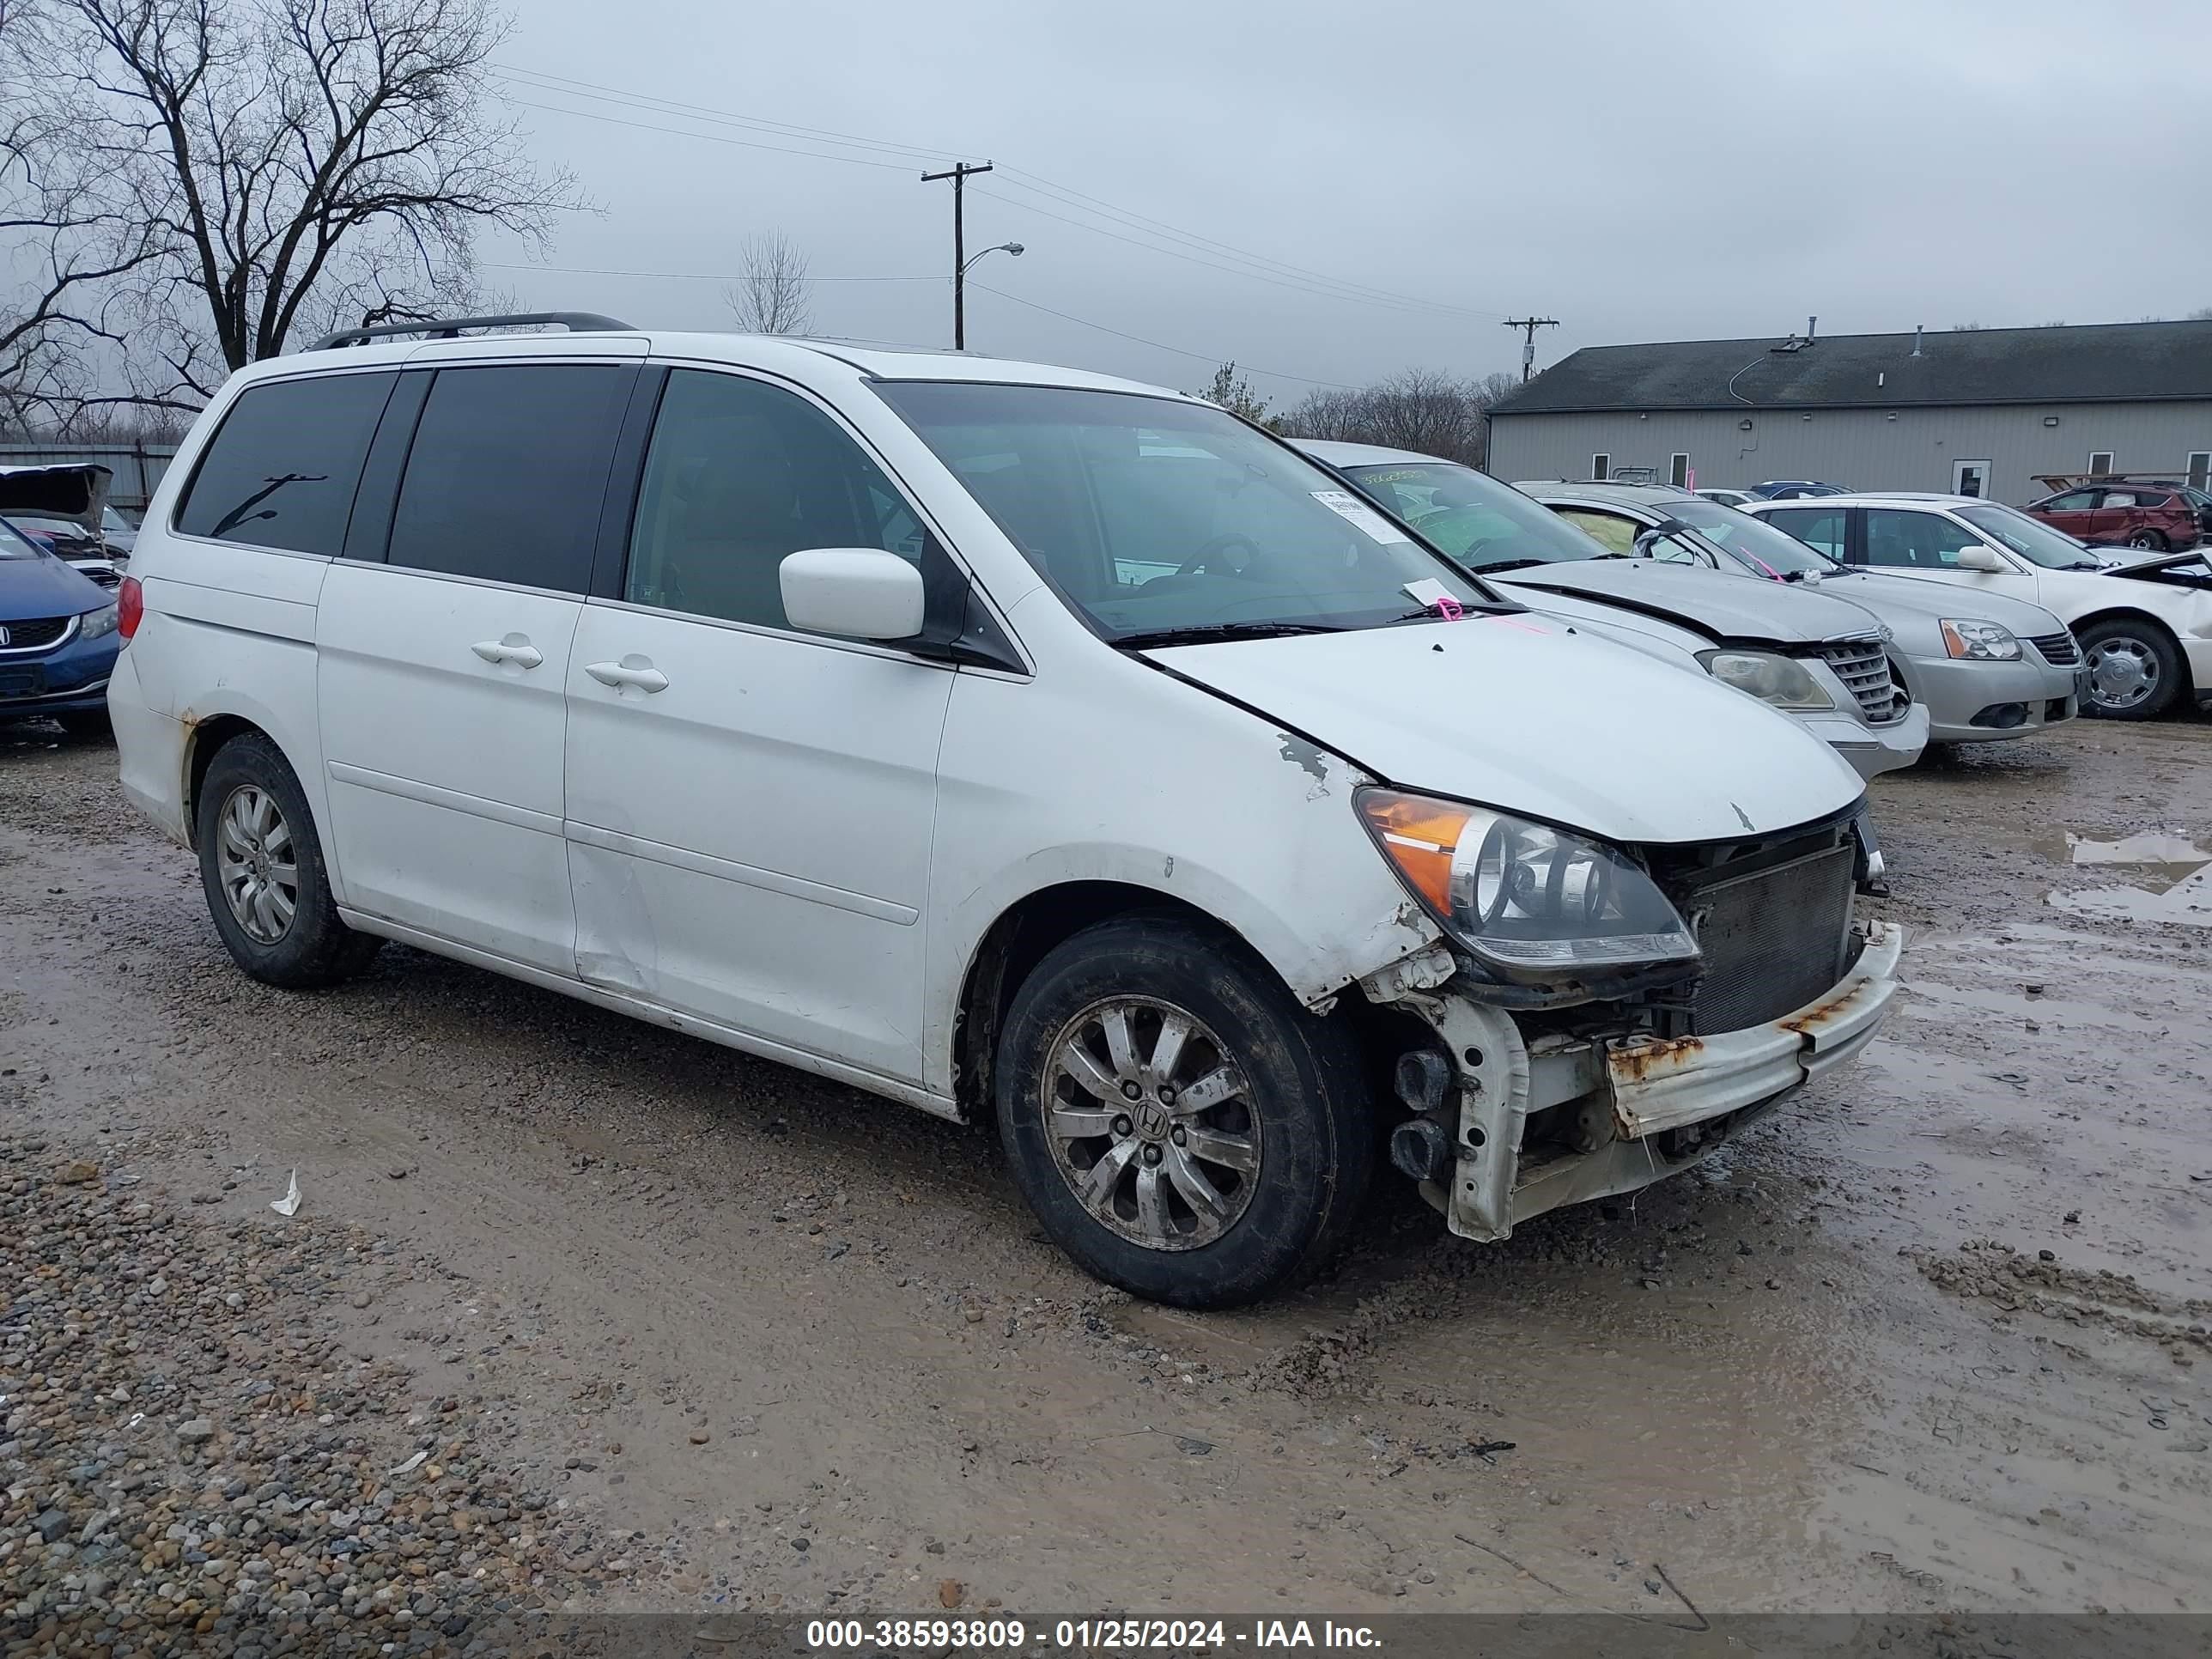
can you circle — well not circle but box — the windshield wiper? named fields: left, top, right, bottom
left=1112, top=621, right=1346, bottom=649
left=1468, top=556, right=1550, bottom=574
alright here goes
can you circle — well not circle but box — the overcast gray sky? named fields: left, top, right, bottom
left=480, top=0, right=2212, bottom=405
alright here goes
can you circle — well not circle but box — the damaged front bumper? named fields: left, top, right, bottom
left=1371, top=921, right=1904, bottom=1242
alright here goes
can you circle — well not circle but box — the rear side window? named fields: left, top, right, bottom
left=174, top=372, right=397, bottom=555
left=385, top=365, right=631, bottom=592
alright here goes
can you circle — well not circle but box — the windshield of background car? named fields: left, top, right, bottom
left=0, top=519, right=42, bottom=559
left=1338, top=459, right=1614, bottom=570
left=1958, top=503, right=2107, bottom=568
left=873, top=384, right=1488, bottom=638
left=1670, top=501, right=1837, bottom=576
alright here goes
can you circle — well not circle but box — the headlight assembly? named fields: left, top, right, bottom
left=1940, top=619, right=2022, bottom=661
left=77, top=603, right=121, bottom=641
left=1696, top=647, right=1836, bottom=711
left=1357, top=788, right=1698, bottom=979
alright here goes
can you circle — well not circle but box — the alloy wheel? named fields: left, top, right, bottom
left=1042, top=997, right=1261, bottom=1251
left=216, top=784, right=299, bottom=944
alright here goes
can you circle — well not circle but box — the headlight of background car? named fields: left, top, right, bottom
left=77, top=603, right=120, bottom=641
left=1357, top=789, right=1698, bottom=977
left=1695, top=648, right=1835, bottom=711
left=1939, top=618, right=2022, bottom=661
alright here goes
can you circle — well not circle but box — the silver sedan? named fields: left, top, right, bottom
left=1521, top=483, right=2086, bottom=745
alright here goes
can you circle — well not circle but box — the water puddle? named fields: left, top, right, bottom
left=2040, top=831, right=2212, bottom=927
left=2050, top=863, right=2212, bottom=927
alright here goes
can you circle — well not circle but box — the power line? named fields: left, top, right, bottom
left=990, top=169, right=1506, bottom=321
left=501, top=98, right=919, bottom=173
left=967, top=283, right=1352, bottom=389
left=489, top=64, right=1497, bottom=322
left=481, top=261, right=943, bottom=283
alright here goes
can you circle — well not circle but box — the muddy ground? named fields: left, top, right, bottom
left=3, top=713, right=2209, bottom=1622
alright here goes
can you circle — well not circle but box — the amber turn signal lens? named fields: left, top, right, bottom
left=1356, top=789, right=1474, bottom=914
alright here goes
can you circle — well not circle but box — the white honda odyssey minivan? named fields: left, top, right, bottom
left=108, top=315, right=1901, bottom=1306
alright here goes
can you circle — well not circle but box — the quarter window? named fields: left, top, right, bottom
left=173, top=372, right=398, bottom=556
left=625, top=368, right=926, bottom=632
left=384, top=365, right=631, bottom=592
left=1863, top=508, right=1988, bottom=570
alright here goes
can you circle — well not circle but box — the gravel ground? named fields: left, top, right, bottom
left=3, top=709, right=2211, bottom=1633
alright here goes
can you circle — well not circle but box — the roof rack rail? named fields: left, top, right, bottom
left=306, top=312, right=635, bottom=351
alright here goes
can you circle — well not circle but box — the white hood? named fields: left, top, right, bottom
left=1148, top=613, right=1863, bottom=846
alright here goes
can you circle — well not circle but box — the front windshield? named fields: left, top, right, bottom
left=873, top=383, right=1487, bottom=641
left=1339, top=459, right=1613, bottom=571
left=1668, top=501, right=1838, bottom=578
left=1958, top=503, right=2106, bottom=568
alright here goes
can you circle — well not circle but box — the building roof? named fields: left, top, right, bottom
left=1490, top=319, right=2212, bottom=416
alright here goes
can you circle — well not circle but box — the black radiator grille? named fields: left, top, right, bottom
left=1682, top=843, right=1856, bottom=1033
left=0, top=615, right=72, bottom=651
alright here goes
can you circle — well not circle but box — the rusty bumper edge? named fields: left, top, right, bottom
left=1606, top=922, right=1905, bottom=1139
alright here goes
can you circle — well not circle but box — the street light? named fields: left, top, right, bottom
left=953, top=242, right=1023, bottom=349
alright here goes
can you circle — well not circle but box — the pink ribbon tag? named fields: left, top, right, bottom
left=1434, top=597, right=1464, bottom=622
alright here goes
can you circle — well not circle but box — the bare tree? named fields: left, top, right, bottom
left=2192, top=307, right=2212, bottom=321
left=724, top=231, right=812, bottom=336
left=1192, top=361, right=1273, bottom=426
left=0, top=0, right=582, bottom=418
left=1282, top=368, right=1521, bottom=467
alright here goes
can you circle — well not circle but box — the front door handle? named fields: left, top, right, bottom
left=471, top=635, right=544, bottom=669
left=585, top=657, right=669, bottom=694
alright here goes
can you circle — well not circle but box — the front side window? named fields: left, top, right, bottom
left=385, top=365, right=631, bottom=592
left=1863, top=508, right=1988, bottom=569
left=1958, top=503, right=2107, bottom=568
left=872, top=382, right=1486, bottom=641
left=626, top=369, right=926, bottom=631
left=1668, top=500, right=1835, bottom=577
left=1553, top=507, right=1640, bottom=556
left=1340, top=459, right=1619, bottom=572
left=174, top=372, right=398, bottom=555
left=1762, top=507, right=1847, bottom=562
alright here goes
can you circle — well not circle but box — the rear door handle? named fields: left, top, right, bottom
left=585, top=657, right=669, bottom=694
left=471, top=635, right=544, bottom=669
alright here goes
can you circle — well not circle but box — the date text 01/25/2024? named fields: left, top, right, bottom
left=805, top=1620, right=1382, bottom=1650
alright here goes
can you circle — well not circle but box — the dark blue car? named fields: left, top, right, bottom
left=0, top=516, right=122, bottom=737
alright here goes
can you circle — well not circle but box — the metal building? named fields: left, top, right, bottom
left=1485, top=319, right=2212, bottom=504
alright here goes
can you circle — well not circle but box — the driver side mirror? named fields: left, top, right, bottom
left=1955, top=544, right=2006, bottom=573
left=780, top=547, right=926, bottom=640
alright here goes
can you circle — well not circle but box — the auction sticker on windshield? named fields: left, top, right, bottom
left=1310, top=489, right=1413, bottom=544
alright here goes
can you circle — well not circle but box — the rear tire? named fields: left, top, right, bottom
left=195, top=732, right=383, bottom=988
left=995, top=914, right=1374, bottom=1308
left=2078, top=617, right=2181, bottom=720
left=2126, top=529, right=2167, bottom=551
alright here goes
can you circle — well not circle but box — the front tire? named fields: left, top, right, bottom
left=195, top=732, right=383, bottom=988
left=995, top=914, right=1374, bottom=1308
left=2078, top=617, right=2182, bottom=720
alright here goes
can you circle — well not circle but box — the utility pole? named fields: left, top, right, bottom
left=921, top=161, right=994, bottom=349
left=1503, top=316, right=1560, bottom=383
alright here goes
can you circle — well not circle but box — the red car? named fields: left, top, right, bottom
left=2025, top=474, right=2209, bottom=551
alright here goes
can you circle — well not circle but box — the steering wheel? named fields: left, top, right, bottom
left=1176, top=532, right=1264, bottom=578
